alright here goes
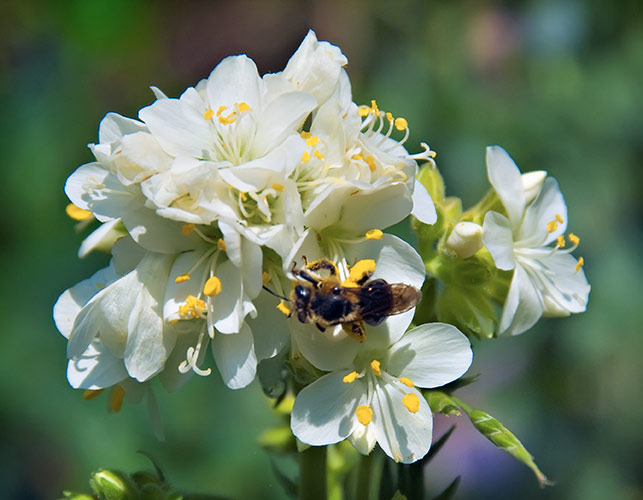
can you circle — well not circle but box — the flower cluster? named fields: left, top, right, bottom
left=54, top=31, right=589, bottom=466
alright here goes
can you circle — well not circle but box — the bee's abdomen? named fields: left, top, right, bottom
left=311, top=294, right=354, bottom=324
left=361, top=279, right=394, bottom=325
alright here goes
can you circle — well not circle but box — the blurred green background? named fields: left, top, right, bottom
left=1, top=0, right=641, bottom=498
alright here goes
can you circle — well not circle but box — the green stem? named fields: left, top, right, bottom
left=356, top=451, right=374, bottom=500
left=299, top=446, right=327, bottom=500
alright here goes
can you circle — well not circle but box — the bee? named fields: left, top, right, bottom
left=286, top=257, right=422, bottom=342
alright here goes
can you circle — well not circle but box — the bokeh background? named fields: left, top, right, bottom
left=1, top=0, right=641, bottom=498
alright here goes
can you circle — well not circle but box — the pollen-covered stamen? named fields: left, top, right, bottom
left=402, top=392, right=420, bottom=413
left=179, top=295, right=206, bottom=320
left=409, top=142, right=437, bottom=164
left=109, top=385, right=125, bottom=413
left=568, top=233, right=580, bottom=246
left=66, top=203, right=93, bottom=221
left=575, top=257, right=584, bottom=272
left=555, top=214, right=564, bottom=224
left=82, top=388, right=104, bottom=400
left=276, top=301, right=291, bottom=316
left=203, top=276, right=222, bottom=297
left=556, top=235, right=566, bottom=248
left=343, top=259, right=376, bottom=288
left=343, top=371, right=360, bottom=383
left=365, top=229, right=383, bottom=241
left=262, top=271, right=270, bottom=285
left=217, top=238, right=226, bottom=252
left=356, top=405, right=373, bottom=425
left=181, top=223, right=196, bottom=236
left=399, top=377, right=415, bottom=388
left=370, top=359, right=382, bottom=376
left=175, top=273, right=191, bottom=284
left=203, top=108, right=214, bottom=121
left=546, top=220, right=559, bottom=233
left=179, top=325, right=211, bottom=376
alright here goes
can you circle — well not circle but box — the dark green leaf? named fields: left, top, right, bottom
left=432, top=476, right=460, bottom=500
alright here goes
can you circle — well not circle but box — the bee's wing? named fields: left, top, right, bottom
left=387, top=283, right=422, bottom=314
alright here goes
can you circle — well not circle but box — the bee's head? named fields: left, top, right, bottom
left=294, top=284, right=312, bottom=323
left=294, top=284, right=311, bottom=303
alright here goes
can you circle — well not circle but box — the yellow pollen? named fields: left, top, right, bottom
left=394, top=117, right=408, bottom=131
left=203, top=108, right=214, bottom=121
left=557, top=235, right=566, bottom=248
left=203, top=276, right=222, bottom=297
left=218, top=112, right=237, bottom=125
left=175, top=273, right=190, bottom=284
left=400, top=377, right=415, bottom=388
left=301, top=151, right=311, bottom=163
left=356, top=405, right=373, bottom=425
left=240, top=192, right=248, bottom=202
left=181, top=223, right=196, bottom=236
left=179, top=295, right=206, bottom=319
left=237, top=102, right=251, bottom=113
left=277, top=301, right=291, bottom=316
left=365, top=155, right=377, bottom=172
left=65, top=203, right=93, bottom=221
left=343, top=371, right=359, bottom=383
left=109, top=386, right=125, bottom=413
left=569, top=233, right=580, bottom=245
left=370, top=359, right=382, bottom=376
left=300, top=131, right=312, bottom=139
left=82, top=389, right=104, bottom=401
left=370, top=99, right=380, bottom=116
left=351, top=153, right=364, bottom=161
left=262, top=271, right=270, bottom=285
left=365, top=229, right=383, bottom=241
left=272, top=183, right=285, bottom=193
left=217, top=238, right=226, bottom=252
left=305, top=136, right=320, bottom=147
left=555, top=214, right=564, bottom=224
left=546, top=220, right=558, bottom=233
left=385, top=112, right=393, bottom=122
left=216, top=105, right=228, bottom=116
left=313, top=150, right=324, bottom=160
left=344, top=259, right=376, bottom=288
left=575, top=257, right=584, bottom=272
left=358, top=106, right=370, bottom=117
left=402, top=393, right=420, bottom=413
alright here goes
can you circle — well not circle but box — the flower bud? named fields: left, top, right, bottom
left=445, top=222, right=484, bottom=259
left=349, top=423, right=377, bottom=456
left=89, top=469, right=139, bottom=500
left=521, top=170, right=547, bottom=205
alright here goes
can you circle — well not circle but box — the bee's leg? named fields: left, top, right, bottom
left=306, top=258, right=339, bottom=277
left=293, top=268, right=320, bottom=287
left=315, top=322, right=326, bottom=332
left=342, top=321, right=366, bottom=342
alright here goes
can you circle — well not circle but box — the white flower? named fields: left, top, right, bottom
left=291, top=323, right=472, bottom=463
left=482, top=146, right=590, bottom=336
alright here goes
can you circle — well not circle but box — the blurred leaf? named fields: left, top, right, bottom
left=390, top=491, right=408, bottom=500
left=269, top=457, right=298, bottom=499
left=438, top=374, right=481, bottom=393
left=431, top=476, right=460, bottom=500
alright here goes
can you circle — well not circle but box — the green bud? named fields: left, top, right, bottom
left=444, top=222, right=484, bottom=259
left=438, top=284, right=497, bottom=340
left=425, top=391, right=462, bottom=416
left=391, top=491, right=409, bottom=500
left=416, top=163, right=445, bottom=204
left=468, top=410, right=551, bottom=488
left=89, top=469, right=140, bottom=500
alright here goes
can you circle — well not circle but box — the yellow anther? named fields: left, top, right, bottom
left=399, top=377, right=415, bottom=388
left=203, top=108, right=214, bottom=121
left=365, top=155, right=377, bottom=172
left=343, top=371, right=359, bottom=383
left=351, top=153, right=364, bottom=161
left=82, top=388, right=104, bottom=401
left=301, top=151, right=311, bottom=163
left=344, top=259, right=376, bottom=288
left=239, top=192, right=248, bottom=202
left=300, top=131, right=312, bottom=139
left=385, top=112, right=394, bottom=122
left=179, top=295, right=206, bottom=319
left=237, top=102, right=251, bottom=113
left=181, top=223, right=196, bottom=236
left=305, top=135, right=319, bottom=147
left=276, top=301, right=291, bottom=316
left=216, top=105, right=228, bottom=116
left=556, top=235, right=566, bottom=248
left=555, top=214, right=564, bottom=224
left=394, top=117, right=408, bottom=131
left=546, top=220, right=558, bottom=233
left=569, top=233, right=580, bottom=245
left=175, top=273, right=191, bottom=284
left=217, top=238, right=226, bottom=252
left=402, top=393, right=420, bottom=413
left=575, top=257, right=584, bottom=272
left=65, top=203, right=93, bottom=221
left=365, top=229, right=383, bottom=241
left=358, top=106, right=370, bottom=117
left=262, top=271, right=270, bottom=285
left=356, top=405, right=373, bottom=425
left=109, top=385, right=125, bottom=413
left=203, top=276, right=222, bottom=297
left=218, top=111, right=237, bottom=125
left=272, top=183, right=285, bottom=193
left=313, top=150, right=324, bottom=160
left=370, top=99, right=380, bottom=116
left=370, top=359, right=382, bottom=376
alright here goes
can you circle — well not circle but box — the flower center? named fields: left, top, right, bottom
left=203, top=101, right=255, bottom=164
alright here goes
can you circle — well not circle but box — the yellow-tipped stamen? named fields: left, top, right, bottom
left=181, top=223, right=196, bottom=236
left=556, top=235, right=566, bottom=248
left=358, top=106, right=370, bottom=117
left=569, top=233, right=580, bottom=245
left=179, top=295, right=206, bottom=319
left=272, top=183, right=285, bottom=193
left=370, top=99, right=380, bottom=116
left=575, top=257, right=584, bottom=272
left=262, top=272, right=270, bottom=285
left=370, top=359, right=381, bottom=376
left=546, top=220, right=558, bottom=233
left=276, top=301, right=291, bottom=316
left=555, top=214, right=564, bottom=224
left=82, top=389, right=104, bottom=401
left=203, top=276, right=222, bottom=297
left=217, top=238, right=226, bottom=252
left=109, top=386, right=126, bottom=413
left=356, top=405, right=373, bottom=425
left=305, top=136, right=319, bottom=147
left=399, top=377, right=415, bottom=388
left=365, top=155, right=377, bottom=172
left=351, top=153, right=364, bottom=161
left=203, top=108, right=214, bottom=121
left=313, top=150, right=324, bottom=160
left=237, top=102, right=251, bottom=113
left=385, top=112, right=394, bottom=122
left=175, top=273, right=191, bottom=284
left=216, top=105, right=228, bottom=117
left=343, top=371, right=359, bottom=383
left=394, top=117, right=408, bottom=131
left=65, top=203, right=93, bottom=221
left=300, top=131, right=312, bottom=139
left=301, top=151, right=311, bottom=163
left=402, top=393, right=420, bottom=413
left=239, top=192, right=248, bottom=202
left=365, top=229, right=383, bottom=241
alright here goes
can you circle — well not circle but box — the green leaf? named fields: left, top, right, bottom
left=425, top=391, right=462, bottom=416
left=431, top=476, right=460, bottom=500
left=424, top=425, right=456, bottom=463
left=468, top=410, right=551, bottom=488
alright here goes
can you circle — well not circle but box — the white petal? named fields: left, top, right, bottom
left=290, top=320, right=361, bottom=371
left=212, top=323, right=257, bottom=389
left=111, top=236, right=146, bottom=275
left=78, top=218, right=123, bottom=258
left=386, top=323, right=472, bottom=388
left=98, top=112, right=147, bottom=144
left=482, top=211, right=516, bottom=271
left=291, top=370, right=365, bottom=446
left=517, top=177, right=567, bottom=247
left=499, top=265, right=543, bottom=336
left=210, top=259, right=255, bottom=334
left=410, top=179, right=437, bottom=225
left=372, top=382, right=433, bottom=464
left=247, top=290, right=290, bottom=360
left=205, top=55, right=261, bottom=112
left=486, top=146, right=526, bottom=228
left=67, top=342, right=128, bottom=390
